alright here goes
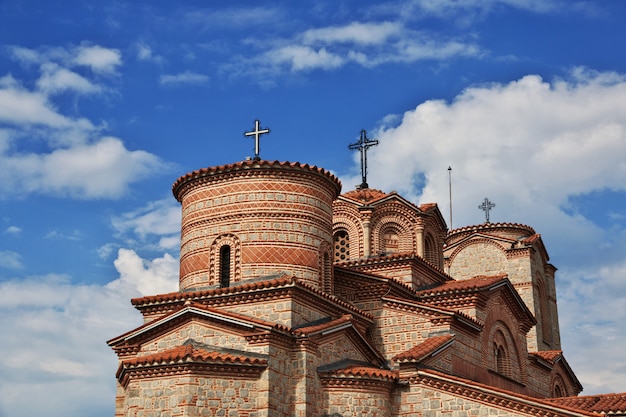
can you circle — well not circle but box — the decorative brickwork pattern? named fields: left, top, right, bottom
left=173, top=160, right=341, bottom=291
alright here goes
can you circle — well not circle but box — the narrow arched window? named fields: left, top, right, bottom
left=495, top=343, right=507, bottom=374
left=334, top=230, right=349, bottom=261
left=219, top=245, right=231, bottom=288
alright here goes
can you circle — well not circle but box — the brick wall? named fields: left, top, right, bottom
left=174, top=161, right=341, bottom=292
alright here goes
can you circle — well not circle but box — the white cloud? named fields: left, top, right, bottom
left=37, top=62, right=101, bottom=95
left=557, top=258, right=626, bottom=394
left=0, top=250, right=178, bottom=417
left=1, top=48, right=169, bottom=200
left=265, top=46, right=345, bottom=72
left=112, top=198, right=181, bottom=250
left=303, top=21, right=402, bottom=45
left=9, top=44, right=122, bottom=75
left=0, top=136, right=165, bottom=199
left=244, top=22, right=481, bottom=76
left=134, top=41, right=164, bottom=64
left=0, top=250, right=23, bottom=269
left=0, top=76, right=92, bottom=129
left=358, top=70, right=626, bottom=211
left=73, top=44, right=122, bottom=74
left=159, top=71, right=209, bottom=85
left=108, top=248, right=179, bottom=296
left=5, top=225, right=22, bottom=235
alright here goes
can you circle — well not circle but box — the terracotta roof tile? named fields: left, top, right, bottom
left=392, top=335, right=454, bottom=362
left=341, top=188, right=390, bottom=204
left=415, top=274, right=507, bottom=297
left=172, top=159, right=341, bottom=201
left=546, top=392, right=626, bottom=414
left=294, top=315, right=353, bottom=335
left=320, top=364, right=398, bottom=380
left=419, top=202, right=438, bottom=211
left=448, top=222, right=536, bottom=236
left=529, top=350, right=563, bottom=364
left=415, top=369, right=598, bottom=417
left=122, top=344, right=267, bottom=368
left=108, top=302, right=289, bottom=346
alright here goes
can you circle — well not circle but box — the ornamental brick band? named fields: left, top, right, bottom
left=173, top=160, right=342, bottom=292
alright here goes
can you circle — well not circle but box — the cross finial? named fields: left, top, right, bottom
left=478, top=197, right=496, bottom=223
left=348, top=129, right=379, bottom=189
left=244, top=119, right=270, bottom=161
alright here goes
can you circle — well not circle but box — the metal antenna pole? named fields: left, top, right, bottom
left=448, top=166, right=453, bottom=229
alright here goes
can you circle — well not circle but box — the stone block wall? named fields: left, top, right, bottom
left=120, top=375, right=261, bottom=417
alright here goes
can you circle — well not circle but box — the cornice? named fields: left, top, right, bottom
left=173, top=160, right=342, bottom=203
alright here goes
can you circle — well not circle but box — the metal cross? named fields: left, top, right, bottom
left=348, top=129, right=379, bottom=189
left=244, top=119, right=270, bottom=160
left=478, top=197, right=496, bottom=223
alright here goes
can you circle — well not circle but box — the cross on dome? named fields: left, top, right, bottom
left=349, top=129, right=379, bottom=189
left=478, top=197, right=496, bottom=223
left=244, top=119, right=270, bottom=160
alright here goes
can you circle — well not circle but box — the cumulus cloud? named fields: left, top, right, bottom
left=357, top=70, right=626, bottom=217
left=109, top=248, right=179, bottom=296
left=37, top=62, right=102, bottom=95
left=0, top=136, right=165, bottom=199
left=111, top=198, right=182, bottom=250
left=0, top=45, right=170, bottom=199
left=339, top=68, right=626, bottom=393
left=72, top=44, right=122, bottom=74
left=0, top=250, right=178, bottom=417
left=0, top=75, right=92, bottom=129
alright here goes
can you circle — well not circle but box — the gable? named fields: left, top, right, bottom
left=295, top=315, right=386, bottom=367
left=108, top=303, right=284, bottom=355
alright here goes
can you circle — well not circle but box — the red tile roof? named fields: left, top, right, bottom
left=341, top=188, right=390, bottom=204
left=448, top=222, right=536, bottom=236
left=122, top=344, right=267, bottom=368
left=416, top=369, right=598, bottom=417
left=294, top=315, right=353, bottom=335
left=129, top=275, right=373, bottom=322
left=546, top=392, right=626, bottom=414
left=529, top=350, right=563, bottom=364
left=320, top=364, right=398, bottom=381
left=108, top=301, right=288, bottom=347
left=392, top=335, right=454, bottom=362
left=172, top=159, right=341, bottom=201
left=415, top=274, right=508, bottom=297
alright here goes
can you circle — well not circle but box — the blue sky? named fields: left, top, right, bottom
left=1, top=1, right=626, bottom=416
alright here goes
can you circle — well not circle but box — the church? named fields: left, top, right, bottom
left=108, top=122, right=625, bottom=416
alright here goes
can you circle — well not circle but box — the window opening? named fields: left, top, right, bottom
left=220, top=245, right=231, bottom=288
left=334, top=231, right=349, bottom=261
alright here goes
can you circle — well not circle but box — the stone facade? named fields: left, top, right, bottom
left=109, top=157, right=617, bottom=417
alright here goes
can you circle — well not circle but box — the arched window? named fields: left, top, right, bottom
left=494, top=343, right=507, bottom=374
left=493, top=329, right=511, bottom=377
left=382, top=226, right=400, bottom=253
left=323, top=252, right=332, bottom=293
left=537, top=279, right=553, bottom=345
left=423, top=233, right=438, bottom=266
left=551, top=374, right=567, bottom=397
left=210, top=234, right=241, bottom=288
left=219, top=245, right=231, bottom=288
left=334, top=230, right=349, bottom=261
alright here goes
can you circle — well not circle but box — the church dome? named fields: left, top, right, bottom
left=173, top=159, right=342, bottom=292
